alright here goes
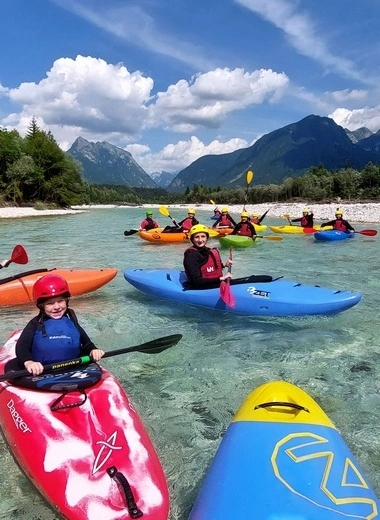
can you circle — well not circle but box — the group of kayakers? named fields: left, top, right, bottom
left=0, top=204, right=359, bottom=383
left=139, top=208, right=199, bottom=233
left=139, top=206, right=267, bottom=236
left=137, top=205, right=356, bottom=292
left=290, top=208, right=355, bottom=232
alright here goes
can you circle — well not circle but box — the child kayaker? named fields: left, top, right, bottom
left=140, top=209, right=160, bottom=230
left=320, top=209, right=355, bottom=232
left=6, top=274, right=104, bottom=375
left=231, top=211, right=257, bottom=238
left=212, top=207, right=237, bottom=229
left=163, top=208, right=199, bottom=233
left=291, top=208, right=314, bottom=228
left=183, top=224, right=232, bottom=289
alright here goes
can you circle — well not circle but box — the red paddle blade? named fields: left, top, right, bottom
left=358, top=229, right=377, bottom=236
left=220, top=280, right=236, bottom=308
left=302, top=227, right=317, bottom=234
left=10, top=244, right=29, bottom=264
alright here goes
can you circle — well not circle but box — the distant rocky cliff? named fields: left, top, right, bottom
left=67, top=137, right=158, bottom=188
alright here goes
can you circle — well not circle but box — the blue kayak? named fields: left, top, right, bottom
left=314, top=230, right=355, bottom=241
left=124, top=269, right=362, bottom=317
left=190, top=381, right=380, bottom=519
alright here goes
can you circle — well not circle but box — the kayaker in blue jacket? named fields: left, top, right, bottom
left=6, top=274, right=104, bottom=375
left=183, top=224, right=232, bottom=289
left=321, top=209, right=355, bottom=232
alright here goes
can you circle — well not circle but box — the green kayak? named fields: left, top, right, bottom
left=219, top=235, right=260, bottom=248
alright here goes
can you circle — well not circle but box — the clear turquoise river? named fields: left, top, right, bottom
left=0, top=207, right=379, bottom=519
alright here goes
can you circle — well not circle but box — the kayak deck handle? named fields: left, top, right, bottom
left=107, top=466, right=143, bottom=518
left=254, top=401, right=310, bottom=413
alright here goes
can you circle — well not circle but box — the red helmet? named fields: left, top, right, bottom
left=33, top=274, right=71, bottom=304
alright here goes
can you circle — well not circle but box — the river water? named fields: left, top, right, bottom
left=0, top=207, right=379, bottom=519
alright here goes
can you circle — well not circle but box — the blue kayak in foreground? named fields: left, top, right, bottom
left=190, top=381, right=380, bottom=520
left=124, top=269, right=361, bottom=316
left=314, top=230, right=355, bottom=241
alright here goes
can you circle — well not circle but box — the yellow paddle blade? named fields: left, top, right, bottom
left=210, top=199, right=216, bottom=205
left=283, top=214, right=291, bottom=219
left=263, top=235, right=283, bottom=241
left=246, top=170, right=254, bottom=185
left=159, top=206, right=170, bottom=217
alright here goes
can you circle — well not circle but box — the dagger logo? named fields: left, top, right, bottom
left=92, top=431, right=122, bottom=475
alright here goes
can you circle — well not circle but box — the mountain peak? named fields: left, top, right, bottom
left=68, top=137, right=158, bottom=187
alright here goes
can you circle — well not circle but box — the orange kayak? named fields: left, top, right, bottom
left=139, top=230, right=189, bottom=243
left=140, top=227, right=220, bottom=243
left=0, top=267, right=118, bottom=306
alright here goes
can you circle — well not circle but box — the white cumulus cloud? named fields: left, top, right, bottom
left=4, top=55, right=153, bottom=138
left=126, top=136, right=250, bottom=174
left=329, top=107, right=380, bottom=132
left=150, top=68, right=289, bottom=131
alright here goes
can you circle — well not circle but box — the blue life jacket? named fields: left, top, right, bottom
left=32, top=315, right=81, bottom=364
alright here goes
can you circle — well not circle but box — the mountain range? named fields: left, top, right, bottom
left=67, top=115, right=380, bottom=192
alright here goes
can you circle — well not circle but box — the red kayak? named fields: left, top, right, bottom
left=0, top=330, right=170, bottom=519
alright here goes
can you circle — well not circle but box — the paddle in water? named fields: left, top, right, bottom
left=256, top=235, right=283, bottom=241
left=220, top=246, right=235, bottom=308
left=0, top=333, right=182, bottom=382
left=0, top=245, right=28, bottom=268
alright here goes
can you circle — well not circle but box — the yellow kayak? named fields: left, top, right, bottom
left=269, top=225, right=331, bottom=234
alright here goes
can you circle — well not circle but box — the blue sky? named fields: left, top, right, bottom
left=1, top=0, right=379, bottom=174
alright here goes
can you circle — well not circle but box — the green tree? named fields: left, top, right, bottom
left=4, top=155, right=42, bottom=203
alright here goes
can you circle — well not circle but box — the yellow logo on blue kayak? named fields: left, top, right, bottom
left=271, top=432, right=378, bottom=519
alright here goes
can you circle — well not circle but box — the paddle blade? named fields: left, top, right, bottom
left=358, top=229, right=377, bottom=236
left=302, top=227, right=317, bottom=234
left=220, top=280, right=236, bottom=308
left=136, top=333, right=183, bottom=354
left=210, top=199, right=216, bottom=205
left=124, top=229, right=139, bottom=236
left=159, top=206, right=170, bottom=217
left=263, top=235, right=283, bottom=241
left=104, top=334, right=183, bottom=358
left=246, top=170, right=254, bottom=185
left=10, top=245, right=28, bottom=265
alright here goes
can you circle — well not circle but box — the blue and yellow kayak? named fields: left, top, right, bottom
left=190, top=381, right=379, bottom=519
